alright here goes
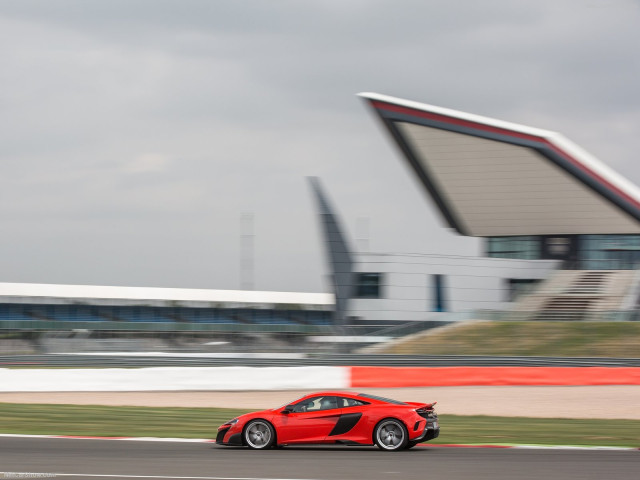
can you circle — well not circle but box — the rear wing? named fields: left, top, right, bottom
left=406, top=401, right=437, bottom=412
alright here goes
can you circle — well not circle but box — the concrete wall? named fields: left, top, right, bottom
left=348, top=253, right=559, bottom=321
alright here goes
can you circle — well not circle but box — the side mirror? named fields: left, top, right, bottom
left=282, top=405, right=294, bottom=414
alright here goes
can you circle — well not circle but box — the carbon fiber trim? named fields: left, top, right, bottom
left=328, top=412, right=362, bottom=436
left=227, top=433, right=242, bottom=446
left=215, top=427, right=229, bottom=444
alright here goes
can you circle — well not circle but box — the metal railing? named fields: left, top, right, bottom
left=474, top=309, right=639, bottom=322
left=0, top=319, right=334, bottom=334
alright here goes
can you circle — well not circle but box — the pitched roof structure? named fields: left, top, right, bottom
left=360, top=92, right=640, bottom=236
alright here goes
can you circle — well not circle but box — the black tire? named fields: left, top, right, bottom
left=244, top=420, right=276, bottom=450
left=373, top=418, right=409, bottom=451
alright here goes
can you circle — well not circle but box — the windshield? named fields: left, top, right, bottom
left=357, top=393, right=407, bottom=405
left=276, top=395, right=307, bottom=409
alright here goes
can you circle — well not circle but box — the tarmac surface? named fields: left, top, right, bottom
left=0, top=436, right=637, bottom=480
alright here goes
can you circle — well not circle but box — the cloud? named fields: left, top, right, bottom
left=124, top=153, right=171, bottom=174
left=0, top=1, right=638, bottom=292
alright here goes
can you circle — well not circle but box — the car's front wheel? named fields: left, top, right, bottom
left=244, top=420, right=276, bottom=449
left=374, top=419, right=408, bottom=451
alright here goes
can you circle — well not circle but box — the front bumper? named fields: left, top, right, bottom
left=216, top=426, right=243, bottom=446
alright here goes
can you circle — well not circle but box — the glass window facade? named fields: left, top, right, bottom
left=0, top=303, right=333, bottom=325
left=432, top=274, right=447, bottom=312
left=487, top=234, right=640, bottom=269
left=579, top=235, right=640, bottom=270
left=507, top=279, right=541, bottom=302
left=355, top=273, right=383, bottom=298
left=487, top=236, right=540, bottom=260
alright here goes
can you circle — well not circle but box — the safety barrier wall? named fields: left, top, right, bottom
left=0, top=366, right=349, bottom=392
left=2, top=366, right=640, bottom=392
left=349, top=366, right=640, bottom=387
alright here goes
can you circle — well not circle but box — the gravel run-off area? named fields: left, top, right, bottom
left=1, top=386, right=639, bottom=419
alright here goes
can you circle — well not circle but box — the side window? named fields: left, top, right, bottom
left=293, top=396, right=338, bottom=412
left=293, top=396, right=319, bottom=412
left=339, top=397, right=367, bottom=408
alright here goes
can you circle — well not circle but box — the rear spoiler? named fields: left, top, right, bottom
left=406, top=401, right=437, bottom=412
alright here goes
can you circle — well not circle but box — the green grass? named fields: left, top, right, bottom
left=437, top=415, right=640, bottom=447
left=0, top=403, right=242, bottom=438
left=382, top=321, right=640, bottom=357
left=0, top=403, right=638, bottom=447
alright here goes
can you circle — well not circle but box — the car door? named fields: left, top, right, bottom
left=276, top=395, right=342, bottom=444
left=326, top=396, right=371, bottom=444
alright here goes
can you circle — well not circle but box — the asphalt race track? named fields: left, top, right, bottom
left=0, top=437, right=637, bottom=480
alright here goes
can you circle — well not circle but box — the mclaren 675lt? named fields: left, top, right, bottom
left=216, top=391, right=439, bottom=451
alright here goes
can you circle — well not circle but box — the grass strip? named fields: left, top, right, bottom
left=0, top=403, right=240, bottom=438
left=0, top=403, right=638, bottom=447
left=383, top=321, right=640, bottom=357
left=435, top=415, right=639, bottom=448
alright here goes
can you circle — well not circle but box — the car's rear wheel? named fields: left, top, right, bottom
left=244, top=420, right=276, bottom=449
left=374, top=419, right=408, bottom=451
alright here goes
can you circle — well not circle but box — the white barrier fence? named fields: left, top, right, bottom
left=0, top=366, right=350, bottom=392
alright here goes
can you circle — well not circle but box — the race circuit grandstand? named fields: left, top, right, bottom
left=0, top=282, right=333, bottom=335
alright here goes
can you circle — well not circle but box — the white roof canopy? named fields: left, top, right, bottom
left=0, top=282, right=333, bottom=308
left=361, top=92, right=640, bottom=236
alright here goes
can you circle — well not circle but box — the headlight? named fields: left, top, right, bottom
left=223, top=418, right=238, bottom=426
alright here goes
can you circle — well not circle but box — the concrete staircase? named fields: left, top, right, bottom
left=510, top=270, right=640, bottom=321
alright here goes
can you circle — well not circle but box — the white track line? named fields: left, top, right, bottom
left=54, top=475, right=318, bottom=480
left=4, top=475, right=318, bottom=480
left=512, top=445, right=639, bottom=451
left=0, top=434, right=212, bottom=442
left=0, top=433, right=637, bottom=451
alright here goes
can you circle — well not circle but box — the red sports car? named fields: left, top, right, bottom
left=216, top=391, right=439, bottom=451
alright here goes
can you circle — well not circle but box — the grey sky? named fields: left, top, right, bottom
left=0, top=0, right=638, bottom=293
